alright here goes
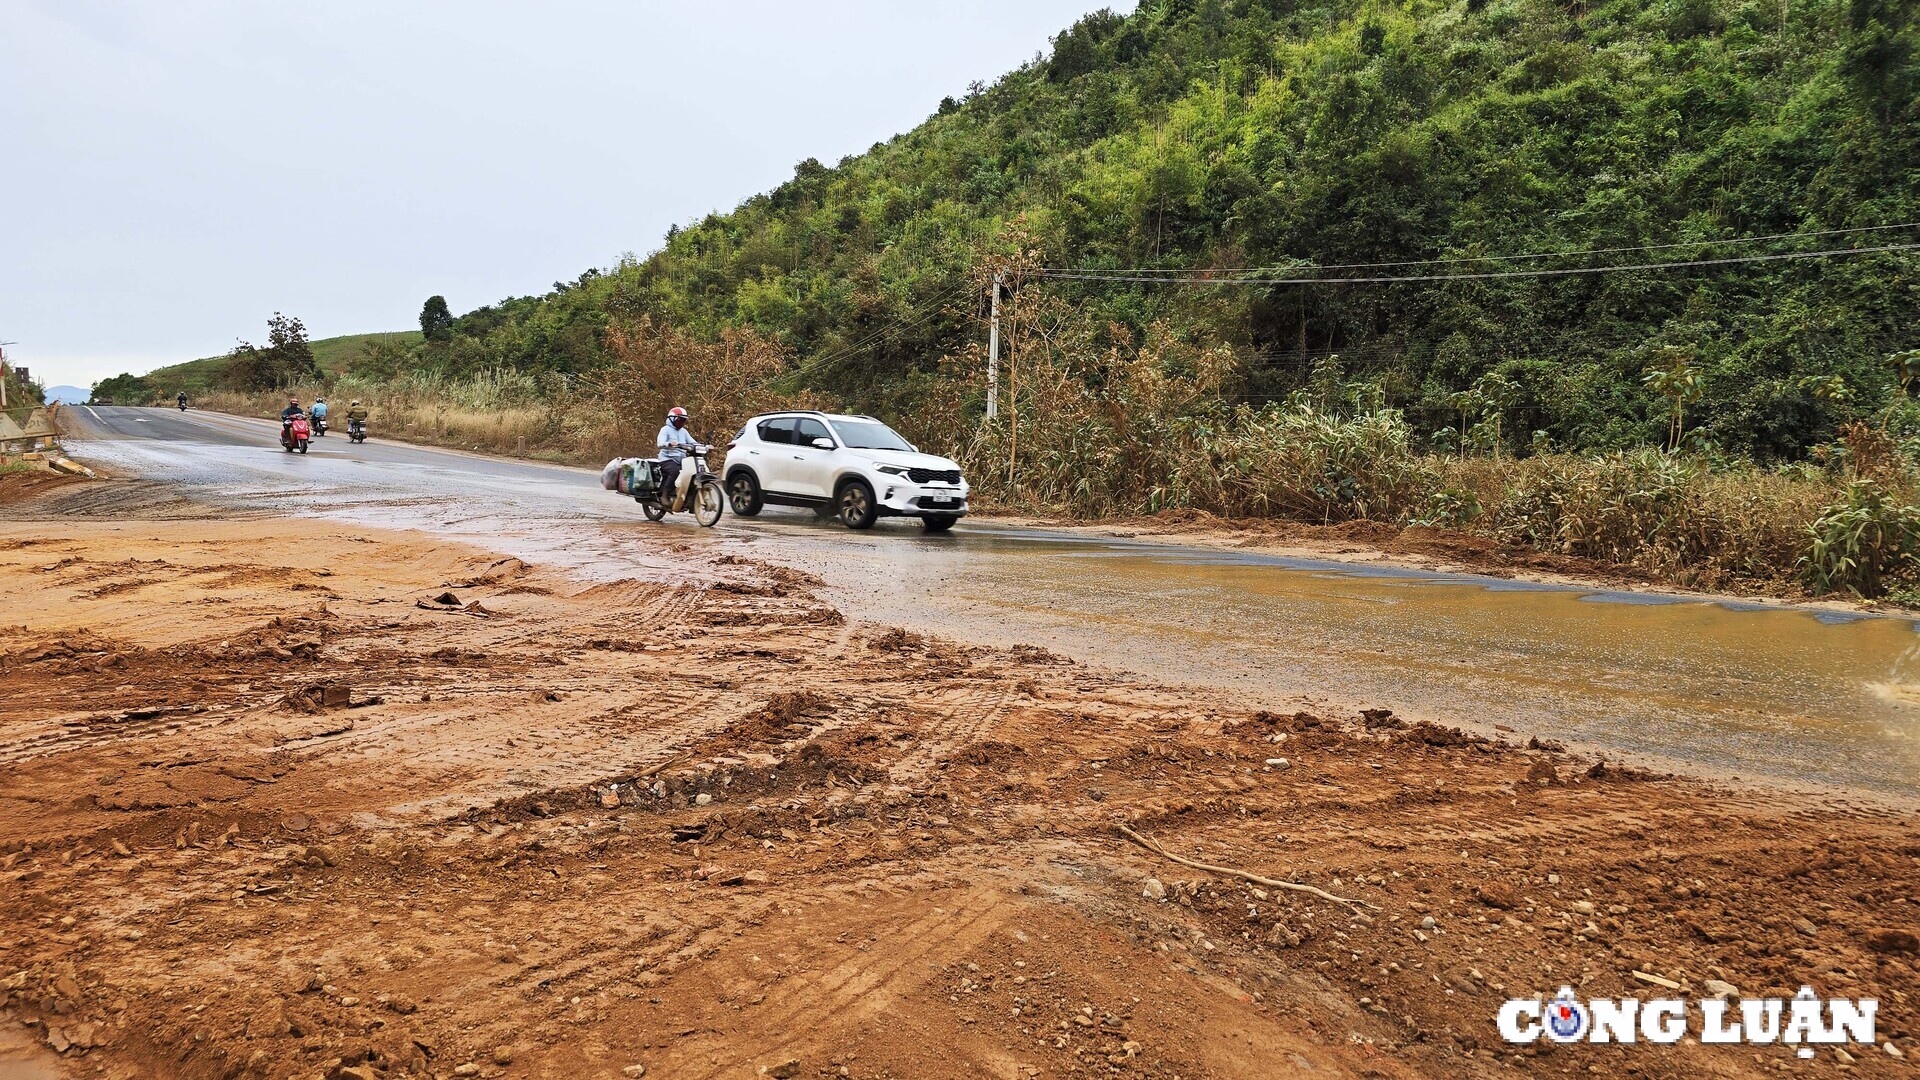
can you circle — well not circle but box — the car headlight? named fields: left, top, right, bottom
left=875, top=465, right=910, bottom=477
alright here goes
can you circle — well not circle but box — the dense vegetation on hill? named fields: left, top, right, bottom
left=126, top=0, right=1920, bottom=597
left=363, top=0, right=1917, bottom=460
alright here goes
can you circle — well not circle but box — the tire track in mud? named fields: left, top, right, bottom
left=879, top=677, right=1022, bottom=786
left=671, top=886, right=1013, bottom=1078
left=0, top=707, right=242, bottom=766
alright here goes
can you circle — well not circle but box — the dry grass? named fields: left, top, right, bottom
left=186, top=315, right=1917, bottom=598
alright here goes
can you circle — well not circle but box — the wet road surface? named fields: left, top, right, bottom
left=58, top=406, right=1920, bottom=795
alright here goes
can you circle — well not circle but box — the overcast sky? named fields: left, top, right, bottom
left=1, top=1, right=1128, bottom=390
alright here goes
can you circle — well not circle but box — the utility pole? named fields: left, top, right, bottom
left=0, top=344, right=11, bottom=410
left=986, top=273, right=1002, bottom=420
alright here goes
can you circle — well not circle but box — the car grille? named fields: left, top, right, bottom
left=908, top=468, right=961, bottom=484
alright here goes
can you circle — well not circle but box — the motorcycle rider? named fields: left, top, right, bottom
left=176, top=391, right=187, bottom=409
left=344, top=399, right=369, bottom=437
left=656, top=407, right=697, bottom=511
left=310, top=396, right=329, bottom=434
left=280, top=397, right=306, bottom=448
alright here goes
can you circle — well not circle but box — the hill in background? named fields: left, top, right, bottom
left=42, top=385, right=90, bottom=405
left=371, top=0, right=1916, bottom=460
left=143, top=331, right=423, bottom=394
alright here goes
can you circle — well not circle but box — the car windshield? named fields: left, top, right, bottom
left=831, top=419, right=913, bottom=451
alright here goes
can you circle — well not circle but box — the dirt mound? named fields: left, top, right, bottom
left=0, top=467, right=86, bottom=505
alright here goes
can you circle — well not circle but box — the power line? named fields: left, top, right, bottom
left=1030, top=241, right=1920, bottom=286
left=785, top=280, right=972, bottom=382
left=1037, top=221, right=1920, bottom=275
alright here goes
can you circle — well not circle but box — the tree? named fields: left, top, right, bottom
left=1643, top=348, right=1705, bottom=453
left=91, top=373, right=152, bottom=403
left=220, top=313, right=321, bottom=391
left=265, top=313, right=318, bottom=382
left=420, top=295, right=454, bottom=342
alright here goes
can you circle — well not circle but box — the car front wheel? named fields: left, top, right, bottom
left=837, top=479, right=878, bottom=530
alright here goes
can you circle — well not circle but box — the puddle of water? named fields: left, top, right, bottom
left=755, top=526, right=1920, bottom=797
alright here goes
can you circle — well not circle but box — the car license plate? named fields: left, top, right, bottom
left=925, top=496, right=956, bottom=506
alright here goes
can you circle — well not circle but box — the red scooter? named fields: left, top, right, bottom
left=281, top=414, right=311, bottom=454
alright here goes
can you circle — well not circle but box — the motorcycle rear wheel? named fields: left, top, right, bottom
left=693, top=481, right=725, bottom=528
left=640, top=499, right=666, bottom=522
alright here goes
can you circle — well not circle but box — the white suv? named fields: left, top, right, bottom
left=723, top=412, right=970, bottom=532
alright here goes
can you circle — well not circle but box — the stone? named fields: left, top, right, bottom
left=767, top=1059, right=803, bottom=1079
left=1864, top=928, right=1920, bottom=954
left=694, top=793, right=713, bottom=806
left=1835, top=1048, right=1856, bottom=1064
left=600, top=788, right=620, bottom=809
left=1475, top=883, right=1518, bottom=910
left=46, top=1027, right=70, bottom=1053
left=1571, top=901, right=1596, bottom=916
left=741, top=871, right=770, bottom=886
left=492, top=1046, right=514, bottom=1065
left=1702, top=980, right=1737, bottom=1000
left=453, top=1065, right=481, bottom=1077
left=304, top=844, right=340, bottom=868
left=1888, top=1042, right=1906, bottom=1060
left=623, top=1067, right=648, bottom=1078
left=1264, top=758, right=1290, bottom=769
left=1141, top=878, right=1167, bottom=901
left=1793, top=918, right=1818, bottom=937
left=331, top=1067, right=380, bottom=1080
left=1420, top=916, right=1438, bottom=931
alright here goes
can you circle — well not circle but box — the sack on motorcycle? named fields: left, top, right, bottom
left=600, top=459, right=622, bottom=491
left=631, top=459, right=662, bottom=497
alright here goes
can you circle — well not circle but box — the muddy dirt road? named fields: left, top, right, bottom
left=52, top=406, right=1920, bottom=795
left=2, top=499, right=1917, bottom=1080
left=2, top=409, right=1916, bottom=1079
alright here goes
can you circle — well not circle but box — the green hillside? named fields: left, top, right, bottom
left=141, top=331, right=422, bottom=395
left=383, top=0, right=1915, bottom=461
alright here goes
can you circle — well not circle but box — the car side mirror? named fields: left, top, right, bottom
left=811, top=437, right=835, bottom=451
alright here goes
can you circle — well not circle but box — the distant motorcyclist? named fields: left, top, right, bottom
left=344, top=399, right=369, bottom=440
left=279, top=397, right=308, bottom=450
left=176, top=391, right=187, bottom=410
left=657, top=407, right=697, bottom=511
left=310, top=397, right=329, bottom=434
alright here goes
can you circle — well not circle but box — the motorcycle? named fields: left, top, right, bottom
left=280, top=414, right=311, bottom=454
left=347, top=417, right=367, bottom=444
left=177, top=399, right=188, bottom=411
left=636, top=445, right=724, bottom=527
left=312, top=414, right=328, bottom=437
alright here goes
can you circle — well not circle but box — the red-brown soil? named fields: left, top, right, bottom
left=0, top=512, right=1915, bottom=1079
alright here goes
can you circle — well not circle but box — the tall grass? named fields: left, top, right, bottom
left=185, top=308, right=1918, bottom=599
left=197, top=368, right=565, bottom=460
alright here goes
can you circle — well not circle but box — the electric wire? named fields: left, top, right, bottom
left=1035, top=221, right=1920, bottom=275
left=784, top=280, right=973, bottom=381
left=1029, top=241, right=1920, bottom=285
